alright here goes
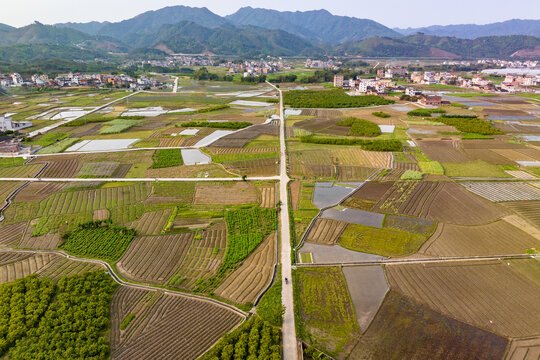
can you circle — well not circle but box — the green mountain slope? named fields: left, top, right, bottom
left=226, top=7, right=399, bottom=44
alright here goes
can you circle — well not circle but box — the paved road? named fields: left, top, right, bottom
left=172, top=76, right=179, bottom=93
left=27, top=91, right=142, bottom=138
left=0, top=248, right=247, bottom=317
left=267, top=81, right=298, bottom=360
left=296, top=253, right=537, bottom=267
left=0, top=176, right=280, bottom=182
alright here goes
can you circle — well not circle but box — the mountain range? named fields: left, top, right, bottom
left=0, top=6, right=538, bottom=62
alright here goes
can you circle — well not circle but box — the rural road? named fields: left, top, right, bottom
left=0, top=248, right=247, bottom=318
left=0, top=176, right=280, bottom=182
left=172, top=76, right=179, bottom=93
left=268, top=81, right=298, bottom=360
left=27, top=91, right=142, bottom=138
left=295, top=253, right=537, bottom=267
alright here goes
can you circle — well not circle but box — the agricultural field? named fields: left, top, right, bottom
left=0, top=252, right=61, bottom=283
left=110, top=288, right=243, bottom=360
left=503, top=201, right=540, bottom=228
left=386, top=260, right=540, bottom=337
left=294, top=266, right=361, bottom=356
left=419, top=219, right=540, bottom=256
left=304, top=218, right=348, bottom=245
left=194, top=182, right=258, bottom=204
left=461, top=181, right=540, bottom=202
left=116, top=233, right=194, bottom=285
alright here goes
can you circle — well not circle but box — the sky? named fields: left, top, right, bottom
left=1, top=0, right=539, bottom=28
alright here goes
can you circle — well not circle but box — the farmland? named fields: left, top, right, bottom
left=294, top=266, right=360, bottom=356
left=283, top=90, right=394, bottom=108
left=110, top=288, right=243, bottom=360
left=386, top=260, right=540, bottom=337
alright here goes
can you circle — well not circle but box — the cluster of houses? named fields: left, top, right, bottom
left=0, top=73, right=165, bottom=90
left=334, top=75, right=396, bottom=95
left=223, top=60, right=292, bottom=77
left=305, top=59, right=340, bottom=70
left=122, top=55, right=214, bottom=69
left=0, top=114, right=34, bottom=155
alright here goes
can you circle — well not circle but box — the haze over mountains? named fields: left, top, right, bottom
left=0, top=5, right=539, bottom=61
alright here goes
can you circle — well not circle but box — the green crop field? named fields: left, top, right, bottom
left=151, top=149, right=183, bottom=168
left=339, top=223, right=429, bottom=257
left=284, top=90, right=394, bottom=108
left=60, top=222, right=136, bottom=261
left=294, top=267, right=360, bottom=356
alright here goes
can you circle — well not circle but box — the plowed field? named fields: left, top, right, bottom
left=0, top=252, right=60, bottom=283
left=305, top=218, right=348, bottom=245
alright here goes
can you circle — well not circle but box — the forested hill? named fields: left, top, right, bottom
left=336, top=34, right=540, bottom=58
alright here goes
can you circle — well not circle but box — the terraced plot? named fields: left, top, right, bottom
left=169, top=223, right=226, bottom=290
left=14, top=182, right=66, bottom=202
left=461, top=182, right=540, bottom=202
left=39, top=257, right=105, bottom=282
left=36, top=183, right=148, bottom=216
left=194, top=182, right=258, bottom=204
left=0, top=181, right=25, bottom=204
left=19, top=232, right=59, bottom=249
left=503, top=201, right=540, bottom=228
left=77, top=162, right=120, bottom=177
left=348, top=291, right=508, bottom=360
left=0, top=222, right=27, bottom=247
left=305, top=218, right=348, bottom=245
left=29, top=156, right=81, bottom=177
left=419, top=220, right=539, bottom=256
left=387, top=260, right=540, bottom=337
left=0, top=252, right=60, bottom=283
left=0, top=163, right=45, bottom=178
left=259, top=185, right=276, bottom=208
left=111, top=289, right=243, bottom=360
left=374, top=181, right=508, bottom=225
left=116, top=233, right=194, bottom=285
left=417, top=139, right=473, bottom=162
left=215, top=232, right=276, bottom=304
left=126, top=209, right=172, bottom=235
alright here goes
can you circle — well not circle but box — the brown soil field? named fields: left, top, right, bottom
left=492, top=149, right=540, bottom=162
left=351, top=182, right=393, bottom=201
left=348, top=290, right=508, bottom=360
left=39, top=258, right=104, bottom=282
left=290, top=181, right=301, bottom=210
left=31, top=155, right=81, bottom=178
left=417, top=140, right=473, bottom=162
left=14, top=182, right=66, bottom=202
left=503, top=201, right=540, bottom=228
left=503, top=215, right=540, bottom=242
left=110, top=287, right=149, bottom=350
left=183, top=128, right=215, bottom=147
left=210, top=124, right=278, bottom=148
left=305, top=218, right=348, bottom=245
left=300, top=109, right=342, bottom=117
left=158, top=136, right=189, bottom=147
left=194, top=182, right=258, bottom=204
left=386, top=260, right=540, bottom=337
left=0, top=164, right=45, bottom=178
left=93, top=209, right=110, bottom=221
left=259, top=184, right=276, bottom=208
left=0, top=181, right=25, bottom=204
left=170, top=223, right=226, bottom=290
left=208, top=146, right=279, bottom=155
left=384, top=215, right=436, bottom=235
left=126, top=209, right=172, bottom=235
left=71, top=123, right=101, bottom=137
left=393, top=161, right=420, bottom=171
left=329, top=148, right=392, bottom=168
left=342, top=266, right=388, bottom=332
left=0, top=252, right=60, bottom=283
left=484, top=109, right=531, bottom=116
left=507, top=258, right=540, bottom=288
left=419, top=220, right=539, bottom=256
left=113, top=164, right=132, bottom=178
left=495, top=122, right=540, bottom=134
left=117, top=233, right=193, bottom=285
left=111, top=289, right=243, bottom=360
left=336, top=166, right=378, bottom=181
left=215, top=232, right=276, bottom=304
left=0, top=252, right=32, bottom=265
left=374, top=181, right=508, bottom=225
left=462, top=140, right=524, bottom=150
left=19, top=232, right=59, bottom=249
left=463, top=148, right=518, bottom=165
left=505, top=337, right=540, bottom=360
left=369, top=169, right=405, bottom=182
left=223, top=157, right=279, bottom=177
left=82, top=150, right=154, bottom=164
left=0, top=222, right=27, bottom=247
left=145, top=164, right=226, bottom=178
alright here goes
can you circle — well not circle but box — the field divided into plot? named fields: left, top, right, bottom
left=373, top=181, right=507, bottom=225
left=259, top=185, right=276, bottom=208
left=169, top=223, right=227, bottom=290
left=0, top=222, right=27, bottom=247
left=36, top=183, right=148, bottom=216
left=215, top=232, right=276, bottom=304
left=420, top=220, right=540, bottom=256
left=14, top=182, right=67, bottom=202
left=0, top=252, right=60, bottom=283
left=111, top=289, right=243, bottom=360
left=0, top=163, right=45, bottom=178
left=503, top=201, right=540, bottom=228
left=39, top=258, right=104, bottom=282
left=461, top=182, right=540, bottom=202
left=194, top=182, right=258, bottom=205
left=19, top=232, right=59, bottom=249
left=117, top=233, right=194, bottom=285
left=126, top=209, right=172, bottom=235
left=387, top=260, right=540, bottom=337
left=305, top=218, right=348, bottom=245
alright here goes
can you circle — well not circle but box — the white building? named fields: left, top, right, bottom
left=0, top=114, right=32, bottom=131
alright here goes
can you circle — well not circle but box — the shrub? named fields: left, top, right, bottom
left=407, top=109, right=446, bottom=117
left=151, top=149, right=183, bottom=169
left=283, top=90, right=394, bottom=108
left=400, top=170, right=423, bottom=180
left=179, top=121, right=252, bottom=129
left=300, top=135, right=402, bottom=152
left=372, top=111, right=391, bottom=118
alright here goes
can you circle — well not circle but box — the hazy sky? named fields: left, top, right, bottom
left=1, top=0, right=539, bottom=28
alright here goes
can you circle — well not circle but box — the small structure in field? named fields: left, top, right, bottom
left=0, top=114, right=32, bottom=131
